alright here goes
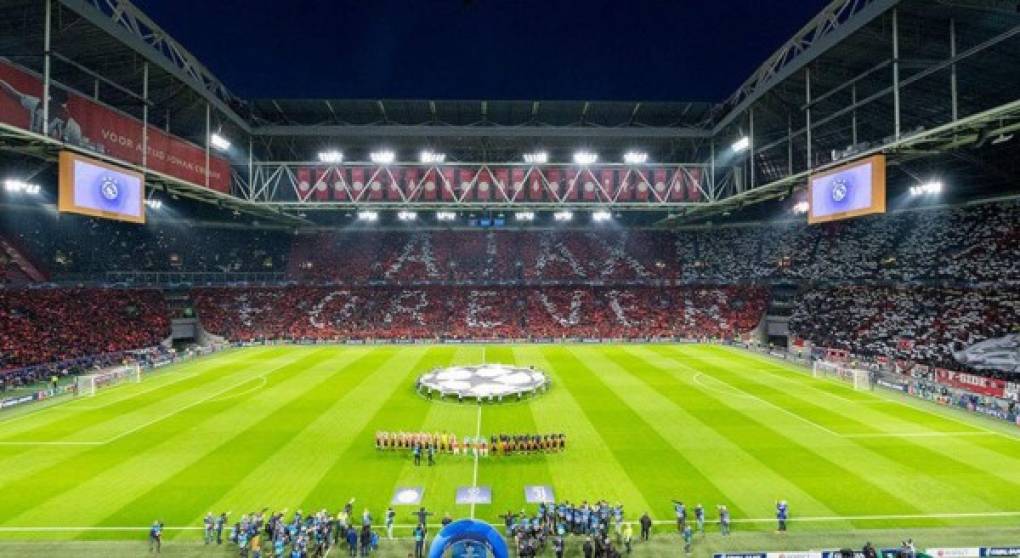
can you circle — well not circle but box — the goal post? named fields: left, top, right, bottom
left=812, top=359, right=872, bottom=390
left=75, top=363, right=141, bottom=397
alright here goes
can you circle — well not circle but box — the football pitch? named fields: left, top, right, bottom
left=0, top=343, right=1018, bottom=556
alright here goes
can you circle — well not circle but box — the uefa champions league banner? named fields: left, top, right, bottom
left=954, top=334, right=1020, bottom=375
left=0, top=59, right=230, bottom=193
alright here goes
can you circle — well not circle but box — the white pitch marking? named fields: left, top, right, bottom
left=840, top=431, right=995, bottom=439
left=470, top=404, right=482, bottom=520
left=691, top=372, right=755, bottom=400
left=689, top=368, right=841, bottom=437
left=0, top=372, right=277, bottom=447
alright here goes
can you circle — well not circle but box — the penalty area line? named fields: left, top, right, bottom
left=840, top=431, right=995, bottom=438
left=0, top=373, right=275, bottom=447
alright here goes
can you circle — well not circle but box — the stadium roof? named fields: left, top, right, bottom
left=0, top=0, right=1017, bottom=225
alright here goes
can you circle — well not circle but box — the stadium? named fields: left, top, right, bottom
left=0, top=0, right=1018, bottom=556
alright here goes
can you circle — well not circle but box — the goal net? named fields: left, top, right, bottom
left=75, top=363, right=141, bottom=397
left=812, top=360, right=872, bottom=390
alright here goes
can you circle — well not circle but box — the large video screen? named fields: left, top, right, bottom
left=808, top=154, right=886, bottom=224
left=58, top=151, right=145, bottom=224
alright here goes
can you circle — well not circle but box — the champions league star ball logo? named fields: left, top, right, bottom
left=830, top=178, right=849, bottom=203
left=98, top=176, right=120, bottom=201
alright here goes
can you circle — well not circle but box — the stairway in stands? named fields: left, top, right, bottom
left=762, top=284, right=799, bottom=347
left=0, top=236, right=47, bottom=284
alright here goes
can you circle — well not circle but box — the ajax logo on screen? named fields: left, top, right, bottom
left=830, top=178, right=849, bottom=203
left=99, top=176, right=120, bottom=201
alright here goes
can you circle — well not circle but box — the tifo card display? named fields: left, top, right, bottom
left=807, top=154, right=886, bottom=224
left=58, top=150, right=145, bottom=224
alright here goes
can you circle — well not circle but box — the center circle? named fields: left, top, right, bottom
left=417, top=364, right=549, bottom=402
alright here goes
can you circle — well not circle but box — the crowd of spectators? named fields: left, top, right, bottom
left=790, top=286, right=1019, bottom=374
left=0, top=288, right=169, bottom=371
left=2, top=200, right=1017, bottom=287
left=192, top=286, right=766, bottom=342
left=1, top=210, right=289, bottom=278
left=0, top=199, right=1017, bottom=376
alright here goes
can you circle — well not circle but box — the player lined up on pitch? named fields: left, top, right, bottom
left=375, top=431, right=566, bottom=456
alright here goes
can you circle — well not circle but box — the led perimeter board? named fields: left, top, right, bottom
left=808, top=154, right=886, bottom=224
left=58, top=150, right=145, bottom=224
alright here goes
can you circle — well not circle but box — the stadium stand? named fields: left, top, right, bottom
left=191, top=286, right=767, bottom=342
left=6, top=200, right=1016, bottom=285
left=789, top=286, right=1019, bottom=375
left=1, top=200, right=1018, bottom=379
left=0, top=288, right=169, bottom=370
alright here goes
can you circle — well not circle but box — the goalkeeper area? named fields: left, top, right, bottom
left=74, top=364, right=142, bottom=397
left=0, top=344, right=1017, bottom=557
left=812, top=360, right=872, bottom=390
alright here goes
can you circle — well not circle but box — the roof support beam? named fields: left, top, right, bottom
left=252, top=124, right=710, bottom=139
left=57, top=0, right=251, bottom=133
left=712, top=0, right=900, bottom=133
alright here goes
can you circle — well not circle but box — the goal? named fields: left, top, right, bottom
left=812, top=360, right=872, bottom=390
left=75, top=363, right=141, bottom=397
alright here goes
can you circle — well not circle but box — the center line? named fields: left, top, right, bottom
left=470, top=404, right=482, bottom=519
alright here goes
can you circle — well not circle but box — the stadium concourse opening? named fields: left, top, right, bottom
left=0, top=0, right=1020, bottom=557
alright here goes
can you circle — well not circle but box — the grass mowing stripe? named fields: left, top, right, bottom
left=297, top=347, right=459, bottom=516
left=88, top=348, right=388, bottom=533
left=680, top=348, right=1020, bottom=511
left=0, top=348, right=293, bottom=445
left=645, top=345, right=942, bottom=529
left=7, top=350, right=355, bottom=537
left=712, top=347, right=981, bottom=432
left=391, top=347, right=482, bottom=523
left=0, top=349, right=332, bottom=527
left=191, top=348, right=440, bottom=529
left=475, top=346, right=554, bottom=522
left=715, top=347, right=1020, bottom=463
left=512, top=346, right=655, bottom=522
left=586, top=346, right=845, bottom=528
left=0, top=353, right=296, bottom=490
left=540, top=346, right=734, bottom=521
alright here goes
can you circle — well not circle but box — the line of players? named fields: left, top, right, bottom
left=374, top=431, right=566, bottom=455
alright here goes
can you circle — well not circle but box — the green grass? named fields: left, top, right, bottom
left=0, top=343, right=1018, bottom=556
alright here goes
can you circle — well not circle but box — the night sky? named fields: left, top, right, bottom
left=132, top=0, right=829, bottom=102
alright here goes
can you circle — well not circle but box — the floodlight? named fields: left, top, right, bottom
left=910, top=180, right=943, bottom=196
left=623, top=151, right=648, bottom=165
left=357, top=210, right=379, bottom=221
left=317, top=150, right=343, bottom=163
left=4, top=179, right=40, bottom=194
left=419, top=150, right=446, bottom=164
left=145, top=199, right=163, bottom=209
left=397, top=210, right=418, bottom=221
left=210, top=133, right=231, bottom=151
left=792, top=201, right=809, bottom=214
left=731, top=136, right=750, bottom=152
left=592, top=210, right=612, bottom=222
left=573, top=151, right=598, bottom=165
left=553, top=211, right=573, bottom=222
left=370, top=150, right=395, bottom=164
left=436, top=211, right=456, bottom=221
left=514, top=211, right=535, bottom=221
left=523, top=151, right=548, bottom=164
